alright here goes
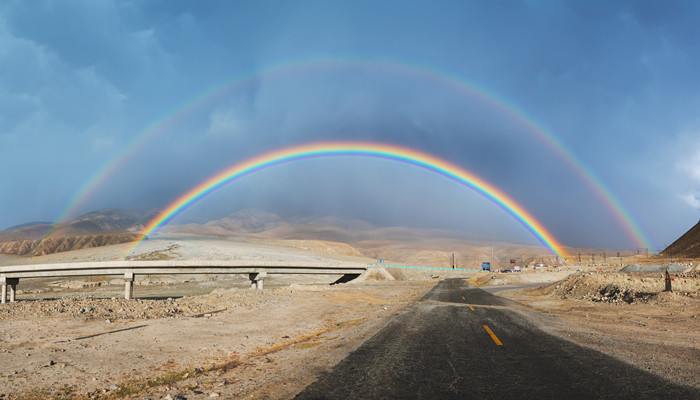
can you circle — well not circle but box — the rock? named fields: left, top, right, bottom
left=210, top=393, right=220, bottom=398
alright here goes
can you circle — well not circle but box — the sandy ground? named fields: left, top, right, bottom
left=1, top=237, right=698, bottom=398
left=498, top=270, right=700, bottom=390
left=1, top=281, right=434, bottom=399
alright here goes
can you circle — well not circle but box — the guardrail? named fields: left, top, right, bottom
left=367, top=263, right=481, bottom=272
left=0, top=260, right=367, bottom=302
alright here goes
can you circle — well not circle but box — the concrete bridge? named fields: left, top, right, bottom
left=0, top=260, right=367, bottom=302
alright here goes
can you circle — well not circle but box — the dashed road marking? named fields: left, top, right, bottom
left=483, top=325, right=503, bottom=346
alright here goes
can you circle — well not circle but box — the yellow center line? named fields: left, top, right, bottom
left=453, top=279, right=475, bottom=311
left=483, top=325, right=503, bottom=346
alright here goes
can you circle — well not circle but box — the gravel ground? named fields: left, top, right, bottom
left=2, top=238, right=698, bottom=398
left=501, top=270, right=700, bottom=390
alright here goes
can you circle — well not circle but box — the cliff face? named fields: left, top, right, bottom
left=662, top=220, right=700, bottom=258
left=0, top=233, right=141, bottom=256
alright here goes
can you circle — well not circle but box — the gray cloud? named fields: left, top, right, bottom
left=2, top=1, right=700, bottom=251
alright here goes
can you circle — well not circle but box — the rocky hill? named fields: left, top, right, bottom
left=662, top=219, right=700, bottom=258
left=0, top=233, right=141, bottom=256
left=0, top=209, right=155, bottom=256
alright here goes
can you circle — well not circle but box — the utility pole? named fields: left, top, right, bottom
left=451, top=253, right=455, bottom=269
left=578, top=253, right=581, bottom=263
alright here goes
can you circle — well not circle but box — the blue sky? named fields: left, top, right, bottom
left=2, top=0, right=700, bottom=251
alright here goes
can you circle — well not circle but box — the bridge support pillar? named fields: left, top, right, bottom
left=248, top=272, right=267, bottom=290
left=8, top=279, right=18, bottom=302
left=124, top=272, right=134, bottom=300
left=0, top=277, right=18, bottom=304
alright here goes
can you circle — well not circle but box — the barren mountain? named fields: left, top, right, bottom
left=168, top=209, right=564, bottom=268
left=0, top=233, right=141, bottom=256
left=2, top=208, right=629, bottom=266
left=662, top=219, right=700, bottom=258
left=0, top=209, right=155, bottom=256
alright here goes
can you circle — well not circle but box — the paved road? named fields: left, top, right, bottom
left=295, top=279, right=698, bottom=399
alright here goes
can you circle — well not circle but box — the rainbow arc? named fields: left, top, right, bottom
left=126, top=142, right=568, bottom=260
left=50, top=57, right=652, bottom=251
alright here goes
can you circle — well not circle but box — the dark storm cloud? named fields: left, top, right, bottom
left=2, top=0, right=700, bottom=250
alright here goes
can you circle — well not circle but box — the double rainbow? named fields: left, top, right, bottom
left=127, top=142, right=567, bottom=260
left=52, top=57, right=653, bottom=251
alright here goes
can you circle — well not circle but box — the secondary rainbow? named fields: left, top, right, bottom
left=126, top=142, right=567, bottom=260
left=52, top=56, right=653, bottom=251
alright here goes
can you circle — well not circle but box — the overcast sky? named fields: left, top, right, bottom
left=2, top=0, right=700, bottom=251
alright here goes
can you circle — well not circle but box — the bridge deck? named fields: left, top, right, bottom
left=0, top=260, right=367, bottom=302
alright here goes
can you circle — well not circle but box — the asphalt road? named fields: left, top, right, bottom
left=295, top=279, right=699, bottom=399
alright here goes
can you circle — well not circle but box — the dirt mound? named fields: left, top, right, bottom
left=621, top=263, right=688, bottom=273
left=540, top=271, right=700, bottom=304
left=661, top=219, right=700, bottom=258
left=0, top=233, right=140, bottom=256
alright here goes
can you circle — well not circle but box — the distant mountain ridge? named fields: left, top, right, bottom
left=0, top=209, right=156, bottom=256
left=4, top=221, right=52, bottom=231
left=171, top=208, right=483, bottom=243
left=168, top=209, right=564, bottom=268
left=1, top=208, right=623, bottom=267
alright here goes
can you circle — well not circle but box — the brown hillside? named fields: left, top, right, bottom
left=0, top=233, right=141, bottom=256
left=662, top=219, right=700, bottom=258
left=0, top=209, right=155, bottom=256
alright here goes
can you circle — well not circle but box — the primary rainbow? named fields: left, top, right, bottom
left=126, top=142, right=567, bottom=260
left=52, top=56, right=653, bottom=251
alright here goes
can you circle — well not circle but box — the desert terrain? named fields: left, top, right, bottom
left=0, top=232, right=698, bottom=399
